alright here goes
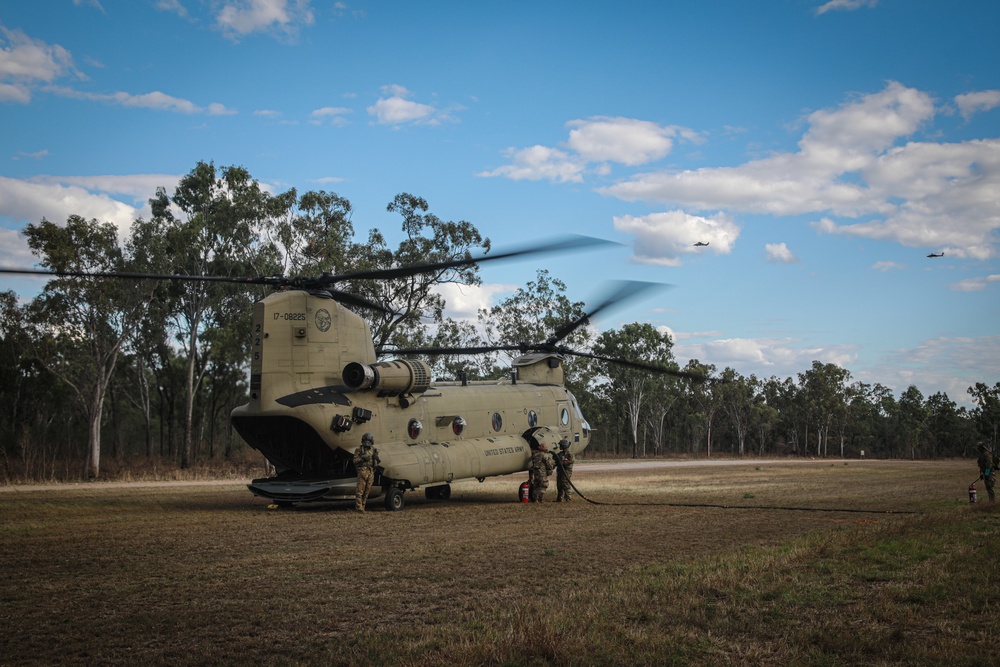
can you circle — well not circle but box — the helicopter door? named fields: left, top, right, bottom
left=557, top=401, right=573, bottom=441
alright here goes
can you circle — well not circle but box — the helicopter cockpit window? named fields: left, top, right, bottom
left=492, top=412, right=503, bottom=432
left=407, top=418, right=422, bottom=439
left=527, top=410, right=537, bottom=428
left=560, top=408, right=570, bottom=425
left=452, top=417, right=466, bottom=436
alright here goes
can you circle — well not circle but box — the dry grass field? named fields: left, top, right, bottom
left=1, top=459, right=997, bottom=666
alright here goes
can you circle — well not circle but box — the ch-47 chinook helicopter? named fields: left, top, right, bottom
left=2, top=236, right=703, bottom=511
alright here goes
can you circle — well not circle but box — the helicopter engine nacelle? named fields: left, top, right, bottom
left=343, top=359, right=432, bottom=397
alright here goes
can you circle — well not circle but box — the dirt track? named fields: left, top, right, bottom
left=0, top=456, right=901, bottom=493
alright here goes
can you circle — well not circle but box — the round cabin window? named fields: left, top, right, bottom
left=407, top=418, right=422, bottom=439
left=452, top=417, right=466, bottom=436
left=528, top=410, right=537, bottom=427
left=492, top=412, right=503, bottom=432
left=560, top=408, right=570, bottom=425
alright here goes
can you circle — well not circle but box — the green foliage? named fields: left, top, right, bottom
left=478, top=269, right=591, bottom=384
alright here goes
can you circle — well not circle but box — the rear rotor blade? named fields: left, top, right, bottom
left=379, top=344, right=527, bottom=357
left=558, top=347, right=710, bottom=382
left=545, top=281, right=667, bottom=346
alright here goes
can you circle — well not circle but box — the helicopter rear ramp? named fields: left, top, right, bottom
left=247, top=475, right=366, bottom=503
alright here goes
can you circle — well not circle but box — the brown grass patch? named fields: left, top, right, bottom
left=1, top=459, right=996, bottom=666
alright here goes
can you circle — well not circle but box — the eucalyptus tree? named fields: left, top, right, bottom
left=750, top=386, right=780, bottom=455
left=680, top=359, right=719, bottom=456
left=897, top=385, right=928, bottom=459
left=798, top=361, right=851, bottom=457
left=478, top=268, right=591, bottom=383
left=717, top=369, right=758, bottom=457
left=148, top=161, right=290, bottom=468
left=0, top=290, right=34, bottom=463
left=643, top=370, right=684, bottom=455
left=924, top=391, right=969, bottom=457
left=269, top=189, right=354, bottom=277
left=760, top=376, right=800, bottom=454
left=968, top=382, right=1000, bottom=448
left=349, top=193, right=491, bottom=354
left=21, top=216, right=155, bottom=478
left=593, top=323, right=677, bottom=458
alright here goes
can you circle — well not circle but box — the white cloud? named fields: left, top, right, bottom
left=667, top=330, right=996, bottom=408
left=309, top=106, right=351, bottom=126
left=862, top=335, right=1000, bottom=406
left=366, top=85, right=441, bottom=126
left=613, top=210, right=739, bottom=266
left=73, top=0, right=106, bottom=11
left=0, top=174, right=181, bottom=288
left=0, top=82, right=30, bottom=103
left=950, top=274, right=1000, bottom=292
left=674, top=334, right=859, bottom=376
left=0, top=227, right=36, bottom=267
left=12, top=149, right=49, bottom=161
left=436, top=282, right=517, bottom=320
left=566, top=116, right=699, bottom=166
left=478, top=146, right=586, bottom=183
left=206, top=102, right=236, bottom=115
left=815, top=0, right=878, bottom=15
left=0, top=26, right=83, bottom=103
left=955, top=90, right=1000, bottom=121
left=155, top=0, right=189, bottom=18
left=0, top=174, right=178, bottom=238
left=872, top=260, right=904, bottom=272
left=481, top=116, right=699, bottom=183
left=599, top=83, right=1000, bottom=258
left=47, top=85, right=235, bottom=115
left=216, top=0, right=314, bottom=39
left=765, top=242, right=798, bottom=264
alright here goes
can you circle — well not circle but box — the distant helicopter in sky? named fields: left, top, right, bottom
left=926, top=251, right=944, bottom=258
left=693, top=241, right=709, bottom=247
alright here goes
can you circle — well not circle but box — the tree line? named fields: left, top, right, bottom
left=1, top=161, right=996, bottom=482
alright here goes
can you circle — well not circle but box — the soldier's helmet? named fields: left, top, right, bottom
left=362, top=432, right=374, bottom=446
left=979, top=442, right=988, bottom=451
left=558, top=439, right=570, bottom=451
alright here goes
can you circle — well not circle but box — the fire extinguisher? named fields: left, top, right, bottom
left=519, top=481, right=531, bottom=503
left=969, top=482, right=978, bottom=504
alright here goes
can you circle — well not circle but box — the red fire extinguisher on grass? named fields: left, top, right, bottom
left=519, top=481, right=531, bottom=503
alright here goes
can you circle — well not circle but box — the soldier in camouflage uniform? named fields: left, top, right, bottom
left=977, top=442, right=998, bottom=502
left=353, top=432, right=380, bottom=512
left=554, top=438, right=575, bottom=502
left=530, top=442, right=555, bottom=503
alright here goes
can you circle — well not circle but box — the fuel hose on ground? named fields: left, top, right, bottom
left=550, top=456, right=919, bottom=515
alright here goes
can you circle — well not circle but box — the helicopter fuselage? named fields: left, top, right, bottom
left=232, top=289, right=591, bottom=508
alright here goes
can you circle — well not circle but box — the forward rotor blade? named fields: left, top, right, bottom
left=0, top=266, right=276, bottom=284
left=332, top=235, right=615, bottom=283
left=545, top=280, right=667, bottom=346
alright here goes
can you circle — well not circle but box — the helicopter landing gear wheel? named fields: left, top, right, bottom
left=384, top=487, right=405, bottom=511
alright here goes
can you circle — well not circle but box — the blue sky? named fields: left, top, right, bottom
left=1, top=0, right=998, bottom=406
